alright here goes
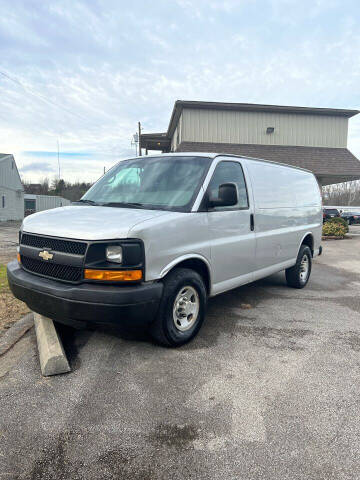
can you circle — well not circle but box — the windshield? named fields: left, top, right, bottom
left=81, top=156, right=211, bottom=211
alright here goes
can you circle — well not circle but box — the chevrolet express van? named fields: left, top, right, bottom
left=8, top=153, right=322, bottom=346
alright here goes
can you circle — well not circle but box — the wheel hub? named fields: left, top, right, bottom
left=299, top=254, right=309, bottom=282
left=173, top=286, right=200, bottom=332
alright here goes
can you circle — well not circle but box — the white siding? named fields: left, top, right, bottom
left=171, top=125, right=178, bottom=151
left=36, top=195, right=71, bottom=211
left=0, top=186, right=24, bottom=221
left=24, top=194, right=71, bottom=212
left=180, top=108, right=348, bottom=148
left=0, top=155, right=23, bottom=190
left=0, top=155, right=24, bottom=221
left=171, top=112, right=183, bottom=151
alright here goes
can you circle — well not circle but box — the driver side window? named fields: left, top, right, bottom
left=207, top=161, right=249, bottom=210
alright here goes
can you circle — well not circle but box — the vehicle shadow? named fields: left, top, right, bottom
left=57, top=272, right=287, bottom=365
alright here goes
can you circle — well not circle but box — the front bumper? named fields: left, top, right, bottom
left=7, top=261, right=163, bottom=328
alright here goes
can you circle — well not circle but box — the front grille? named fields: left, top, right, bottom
left=21, top=233, right=87, bottom=256
left=21, top=256, right=82, bottom=282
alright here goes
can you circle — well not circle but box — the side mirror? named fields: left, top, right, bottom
left=208, top=183, right=238, bottom=208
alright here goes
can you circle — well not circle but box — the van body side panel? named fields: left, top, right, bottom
left=244, top=159, right=322, bottom=272
left=129, top=211, right=211, bottom=283
left=246, top=161, right=298, bottom=270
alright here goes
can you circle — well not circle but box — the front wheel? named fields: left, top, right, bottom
left=285, top=245, right=312, bottom=289
left=150, top=268, right=207, bottom=347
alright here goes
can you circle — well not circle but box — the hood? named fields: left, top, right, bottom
left=22, top=205, right=169, bottom=240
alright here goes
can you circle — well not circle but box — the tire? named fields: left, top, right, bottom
left=285, top=245, right=312, bottom=289
left=150, top=268, right=207, bottom=347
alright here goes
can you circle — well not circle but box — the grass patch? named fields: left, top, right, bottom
left=0, top=264, right=9, bottom=291
left=0, top=263, right=29, bottom=334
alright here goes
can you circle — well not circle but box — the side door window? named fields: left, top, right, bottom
left=207, top=161, right=249, bottom=210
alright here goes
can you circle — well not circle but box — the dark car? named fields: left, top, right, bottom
left=323, top=208, right=340, bottom=223
left=341, top=211, right=360, bottom=225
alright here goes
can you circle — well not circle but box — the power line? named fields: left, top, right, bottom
left=0, top=70, right=89, bottom=122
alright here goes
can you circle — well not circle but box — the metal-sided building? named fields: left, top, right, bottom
left=0, top=153, right=24, bottom=221
left=141, top=101, right=360, bottom=186
left=24, top=194, right=71, bottom=215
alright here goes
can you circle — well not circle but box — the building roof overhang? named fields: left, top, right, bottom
left=140, top=132, right=170, bottom=152
left=176, top=142, right=360, bottom=186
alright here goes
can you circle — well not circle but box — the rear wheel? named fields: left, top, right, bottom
left=150, top=268, right=207, bottom=347
left=285, top=245, right=312, bottom=289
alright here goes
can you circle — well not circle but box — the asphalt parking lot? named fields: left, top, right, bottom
left=1, top=228, right=360, bottom=479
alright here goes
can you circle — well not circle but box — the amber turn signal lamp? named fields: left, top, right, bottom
left=17, top=253, right=21, bottom=263
left=84, top=269, right=142, bottom=281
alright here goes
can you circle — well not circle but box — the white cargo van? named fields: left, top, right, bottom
left=8, top=153, right=322, bottom=346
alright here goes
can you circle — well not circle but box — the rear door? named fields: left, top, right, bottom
left=204, top=158, right=256, bottom=294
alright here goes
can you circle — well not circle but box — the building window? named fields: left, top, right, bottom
left=2, top=195, right=5, bottom=208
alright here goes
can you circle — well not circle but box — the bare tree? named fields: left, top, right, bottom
left=322, top=180, right=360, bottom=206
left=22, top=176, right=93, bottom=201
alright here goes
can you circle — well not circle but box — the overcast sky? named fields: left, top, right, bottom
left=0, top=0, right=359, bottom=183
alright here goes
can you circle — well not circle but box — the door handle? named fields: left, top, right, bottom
left=250, top=213, right=255, bottom=231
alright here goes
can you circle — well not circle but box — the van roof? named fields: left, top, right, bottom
left=126, top=152, right=313, bottom=174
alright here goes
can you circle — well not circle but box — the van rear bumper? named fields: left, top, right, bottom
left=7, top=261, right=163, bottom=328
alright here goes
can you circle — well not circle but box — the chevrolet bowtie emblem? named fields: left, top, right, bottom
left=39, top=250, right=53, bottom=261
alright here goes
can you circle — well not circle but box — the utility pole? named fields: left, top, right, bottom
left=138, top=121, right=142, bottom=156
left=57, top=139, right=61, bottom=179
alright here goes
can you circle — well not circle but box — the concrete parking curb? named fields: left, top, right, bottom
left=0, top=312, right=34, bottom=356
left=34, top=313, right=71, bottom=376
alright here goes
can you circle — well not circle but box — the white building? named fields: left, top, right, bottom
left=0, top=153, right=24, bottom=221
left=24, top=194, right=71, bottom=214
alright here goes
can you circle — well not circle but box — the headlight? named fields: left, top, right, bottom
left=106, top=245, right=123, bottom=263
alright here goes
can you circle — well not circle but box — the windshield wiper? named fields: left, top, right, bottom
left=100, top=202, right=148, bottom=209
left=73, top=199, right=99, bottom=205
